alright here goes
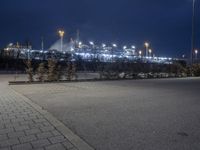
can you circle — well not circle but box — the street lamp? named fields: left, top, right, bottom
left=144, top=42, right=149, bottom=57
left=58, top=30, right=65, bottom=51
left=89, top=41, right=94, bottom=46
left=78, top=41, right=82, bottom=48
left=149, top=49, right=152, bottom=57
left=195, top=49, right=198, bottom=59
left=111, top=43, right=117, bottom=62
left=102, top=43, right=106, bottom=48
left=139, top=50, right=142, bottom=57
left=112, top=43, right=117, bottom=48
left=131, top=45, right=136, bottom=49
left=191, top=0, right=196, bottom=65
left=123, top=46, right=127, bottom=50
left=89, top=41, right=96, bottom=59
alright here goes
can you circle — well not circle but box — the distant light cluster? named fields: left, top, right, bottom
left=4, top=42, right=174, bottom=64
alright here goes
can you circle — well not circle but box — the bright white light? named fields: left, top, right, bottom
left=89, top=41, right=94, bottom=45
left=131, top=45, right=136, bottom=49
left=79, top=42, right=82, bottom=45
left=160, top=57, right=165, bottom=60
left=112, top=44, right=117, bottom=47
left=195, top=49, right=198, bottom=54
left=123, top=46, right=127, bottom=50
left=8, top=43, right=13, bottom=47
left=102, top=43, right=106, bottom=48
left=144, top=42, right=149, bottom=47
left=58, top=30, right=65, bottom=37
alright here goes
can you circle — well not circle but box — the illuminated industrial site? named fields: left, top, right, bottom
left=4, top=30, right=175, bottom=64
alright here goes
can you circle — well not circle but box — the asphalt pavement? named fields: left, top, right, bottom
left=11, top=77, right=200, bottom=150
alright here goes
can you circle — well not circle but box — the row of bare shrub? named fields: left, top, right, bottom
left=24, top=59, right=77, bottom=82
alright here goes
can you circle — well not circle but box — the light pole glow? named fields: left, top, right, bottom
left=89, top=41, right=96, bottom=59
left=144, top=42, right=149, bottom=57
left=139, top=50, right=142, bottom=56
left=191, top=0, right=196, bottom=65
left=149, top=49, right=152, bottom=57
left=58, top=30, right=65, bottom=51
left=195, top=49, right=198, bottom=59
left=131, top=45, right=136, bottom=49
left=102, top=43, right=106, bottom=48
left=112, top=44, right=117, bottom=47
left=89, top=41, right=94, bottom=46
left=78, top=41, right=82, bottom=48
left=111, top=44, right=117, bottom=62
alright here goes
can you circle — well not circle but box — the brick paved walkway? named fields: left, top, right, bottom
left=0, top=82, right=93, bottom=150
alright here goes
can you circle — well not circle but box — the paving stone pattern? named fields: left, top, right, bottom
left=0, top=84, right=77, bottom=150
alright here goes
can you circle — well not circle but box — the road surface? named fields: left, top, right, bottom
left=11, top=77, right=200, bottom=150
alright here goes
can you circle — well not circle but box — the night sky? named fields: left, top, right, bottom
left=0, top=0, right=199, bottom=57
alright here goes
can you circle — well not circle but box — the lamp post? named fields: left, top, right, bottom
left=78, top=42, right=82, bottom=48
left=123, top=46, right=127, bottom=50
left=144, top=42, right=149, bottom=58
left=131, top=45, right=136, bottom=50
left=41, top=37, right=44, bottom=51
left=139, top=50, right=142, bottom=57
left=102, top=43, right=106, bottom=48
left=123, top=46, right=127, bottom=59
left=112, top=44, right=117, bottom=48
left=191, top=0, right=196, bottom=65
left=112, top=44, right=117, bottom=62
left=149, top=49, right=152, bottom=57
left=195, top=49, right=198, bottom=59
left=58, top=30, right=65, bottom=51
left=89, top=41, right=95, bottom=60
left=41, top=37, right=45, bottom=60
left=89, top=41, right=94, bottom=47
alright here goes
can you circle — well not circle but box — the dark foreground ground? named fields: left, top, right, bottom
left=11, top=77, right=200, bottom=150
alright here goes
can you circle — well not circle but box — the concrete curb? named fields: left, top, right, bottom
left=8, top=77, right=191, bottom=85
left=9, top=87, right=95, bottom=150
left=8, top=78, right=136, bottom=85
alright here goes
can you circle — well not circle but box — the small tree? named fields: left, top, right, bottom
left=186, top=66, right=191, bottom=76
left=192, top=64, right=200, bottom=76
left=36, top=63, right=46, bottom=82
left=56, top=65, right=62, bottom=81
left=97, top=64, right=104, bottom=79
left=66, top=62, right=72, bottom=80
left=24, top=60, right=34, bottom=82
left=47, top=59, right=57, bottom=81
left=71, top=62, right=77, bottom=80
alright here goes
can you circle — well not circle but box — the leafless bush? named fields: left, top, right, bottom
left=24, top=60, right=34, bottom=82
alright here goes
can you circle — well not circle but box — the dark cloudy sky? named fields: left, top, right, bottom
left=0, top=0, right=199, bottom=57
